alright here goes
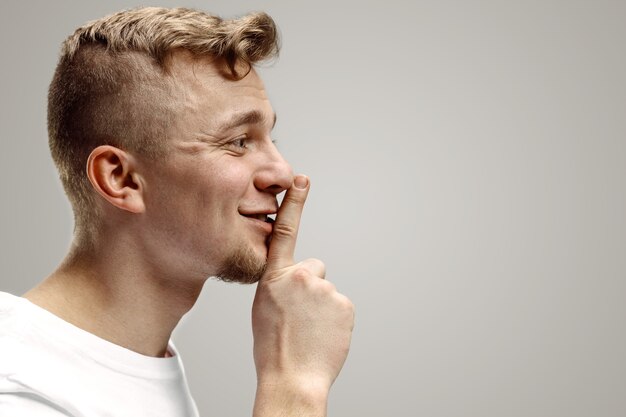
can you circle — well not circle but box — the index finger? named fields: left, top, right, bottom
left=265, top=174, right=310, bottom=271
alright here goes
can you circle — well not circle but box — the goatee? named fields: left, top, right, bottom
left=215, top=245, right=267, bottom=284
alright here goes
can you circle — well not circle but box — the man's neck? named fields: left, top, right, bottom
left=24, top=241, right=205, bottom=358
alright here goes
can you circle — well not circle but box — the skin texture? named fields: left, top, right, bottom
left=24, top=51, right=354, bottom=417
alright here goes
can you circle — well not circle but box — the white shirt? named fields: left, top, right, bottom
left=0, top=291, right=199, bottom=416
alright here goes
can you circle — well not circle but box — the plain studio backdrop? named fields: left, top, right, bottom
left=1, top=1, right=625, bottom=416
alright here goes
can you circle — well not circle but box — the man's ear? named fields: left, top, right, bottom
left=86, top=145, right=146, bottom=214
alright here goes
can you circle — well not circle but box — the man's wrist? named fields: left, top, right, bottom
left=253, top=378, right=329, bottom=417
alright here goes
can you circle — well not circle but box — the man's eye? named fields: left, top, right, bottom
left=225, top=137, right=248, bottom=150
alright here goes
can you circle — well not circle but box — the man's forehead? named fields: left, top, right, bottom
left=161, top=49, right=274, bottom=138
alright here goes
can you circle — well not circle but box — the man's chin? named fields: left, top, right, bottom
left=215, top=245, right=267, bottom=284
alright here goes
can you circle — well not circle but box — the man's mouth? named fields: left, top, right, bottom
left=241, top=213, right=276, bottom=223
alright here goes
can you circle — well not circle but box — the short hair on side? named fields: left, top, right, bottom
left=47, top=7, right=280, bottom=238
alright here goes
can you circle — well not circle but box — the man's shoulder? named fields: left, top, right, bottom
left=0, top=291, right=199, bottom=417
left=0, top=290, right=23, bottom=315
left=0, top=291, right=31, bottom=341
left=0, top=291, right=63, bottom=412
left=0, top=291, right=94, bottom=391
left=0, top=291, right=57, bottom=370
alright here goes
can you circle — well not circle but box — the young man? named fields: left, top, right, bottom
left=0, top=7, right=354, bottom=416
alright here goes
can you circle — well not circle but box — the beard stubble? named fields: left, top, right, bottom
left=215, top=244, right=267, bottom=284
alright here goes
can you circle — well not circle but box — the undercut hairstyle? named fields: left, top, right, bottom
left=47, top=7, right=280, bottom=237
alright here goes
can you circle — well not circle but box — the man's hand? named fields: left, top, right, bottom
left=252, top=175, right=355, bottom=417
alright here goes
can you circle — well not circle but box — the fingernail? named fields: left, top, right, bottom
left=294, top=175, right=308, bottom=189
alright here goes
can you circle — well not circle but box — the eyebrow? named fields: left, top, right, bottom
left=220, top=110, right=277, bottom=132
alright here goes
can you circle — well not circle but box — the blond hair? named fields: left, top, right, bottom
left=47, top=7, right=280, bottom=237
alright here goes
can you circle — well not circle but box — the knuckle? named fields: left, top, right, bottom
left=291, top=266, right=311, bottom=282
left=272, top=222, right=297, bottom=239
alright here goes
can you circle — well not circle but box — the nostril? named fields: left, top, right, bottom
left=264, top=184, right=286, bottom=194
left=253, top=160, right=293, bottom=194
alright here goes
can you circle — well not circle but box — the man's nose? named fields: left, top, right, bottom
left=254, top=145, right=294, bottom=195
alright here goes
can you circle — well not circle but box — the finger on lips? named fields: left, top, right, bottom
left=265, top=175, right=310, bottom=272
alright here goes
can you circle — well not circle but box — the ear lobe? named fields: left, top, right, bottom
left=86, top=145, right=146, bottom=214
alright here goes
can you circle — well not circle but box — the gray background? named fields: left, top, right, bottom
left=1, top=1, right=625, bottom=416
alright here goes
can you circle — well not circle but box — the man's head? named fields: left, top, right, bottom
left=48, top=7, right=292, bottom=283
